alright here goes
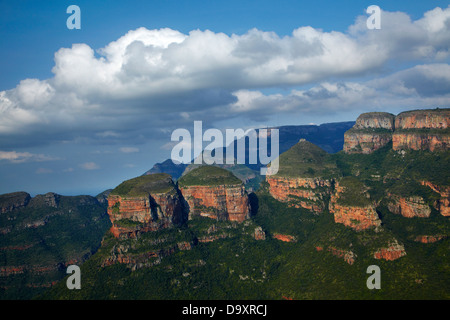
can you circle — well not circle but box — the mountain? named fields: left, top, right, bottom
left=143, top=159, right=188, bottom=180
left=143, top=121, right=354, bottom=180
left=0, top=192, right=111, bottom=299
left=178, top=166, right=250, bottom=222
left=344, top=108, right=449, bottom=153
left=13, top=108, right=450, bottom=300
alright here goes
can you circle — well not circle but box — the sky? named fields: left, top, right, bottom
left=0, top=0, right=449, bottom=196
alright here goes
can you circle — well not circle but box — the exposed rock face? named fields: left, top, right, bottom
left=273, top=233, right=296, bottom=242
left=343, top=132, right=393, bottom=154
left=394, top=109, right=449, bottom=130
left=266, top=176, right=333, bottom=213
left=0, top=192, right=31, bottom=213
left=327, top=246, right=356, bottom=265
left=329, top=181, right=381, bottom=231
left=107, top=174, right=187, bottom=238
left=414, top=235, right=447, bottom=243
left=373, top=240, right=407, bottom=261
left=420, top=181, right=450, bottom=217
left=353, top=112, right=396, bottom=130
left=180, top=184, right=250, bottom=222
left=254, top=227, right=266, bottom=240
left=344, top=108, right=450, bottom=153
left=387, top=194, right=431, bottom=218
left=343, top=112, right=395, bottom=154
left=392, top=132, right=450, bottom=152
left=29, top=192, right=60, bottom=208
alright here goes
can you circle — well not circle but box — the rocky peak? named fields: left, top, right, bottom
left=178, top=165, right=250, bottom=222
left=353, top=112, right=395, bottom=130
left=344, top=108, right=450, bottom=153
left=107, top=173, right=188, bottom=238
left=0, top=191, right=31, bottom=213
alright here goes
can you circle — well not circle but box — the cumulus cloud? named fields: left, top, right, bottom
left=0, top=6, right=449, bottom=148
left=0, top=151, right=59, bottom=163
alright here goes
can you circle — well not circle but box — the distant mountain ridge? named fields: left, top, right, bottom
left=144, top=121, right=354, bottom=180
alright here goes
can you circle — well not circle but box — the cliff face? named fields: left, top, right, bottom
left=329, top=180, right=381, bottom=231
left=420, top=181, right=450, bottom=217
left=387, top=194, right=431, bottom=218
left=394, top=110, right=449, bottom=130
left=107, top=174, right=187, bottom=238
left=107, top=192, right=185, bottom=238
left=266, top=176, right=333, bottom=213
left=180, top=184, right=249, bottom=222
left=344, top=109, right=449, bottom=153
left=373, top=240, right=407, bottom=261
left=343, top=112, right=395, bottom=154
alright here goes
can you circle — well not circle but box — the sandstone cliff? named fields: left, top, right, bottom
left=344, top=108, right=449, bottom=153
left=266, top=139, right=339, bottom=213
left=329, top=178, right=382, bottom=231
left=266, top=176, right=333, bottom=213
left=107, top=173, right=187, bottom=238
left=178, top=166, right=250, bottom=222
left=343, top=112, right=395, bottom=154
left=386, top=193, right=431, bottom=218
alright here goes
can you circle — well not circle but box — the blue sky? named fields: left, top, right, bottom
left=0, top=0, right=449, bottom=196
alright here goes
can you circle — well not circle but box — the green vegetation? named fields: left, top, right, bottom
left=110, top=173, right=175, bottom=196
left=271, top=140, right=340, bottom=179
left=335, top=176, right=373, bottom=207
left=0, top=195, right=111, bottom=300
left=178, top=165, right=242, bottom=187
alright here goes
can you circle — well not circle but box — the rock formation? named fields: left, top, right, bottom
left=386, top=194, right=431, bottom=218
left=420, top=181, right=450, bottom=217
left=373, top=240, right=407, bottom=261
left=0, top=192, right=31, bottom=213
left=266, top=176, right=333, bottom=213
left=343, top=112, right=395, bottom=154
left=178, top=166, right=250, bottom=222
left=344, top=108, right=449, bottom=153
left=107, top=173, right=187, bottom=238
left=329, top=178, right=382, bottom=231
left=266, top=139, right=338, bottom=213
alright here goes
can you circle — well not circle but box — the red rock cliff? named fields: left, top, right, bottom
left=344, top=109, right=450, bottom=153
left=343, top=112, right=395, bottom=154
left=180, top=184, right=250, bottom=222
left=329, top=181, right=382, bottom=231
left=420, top=181, right=450, bottom=217
left=392, top=109, right=449, bottom=151
left=266, top=176, right=333, bottom=213
left=386, top=194, right=431, bottom=218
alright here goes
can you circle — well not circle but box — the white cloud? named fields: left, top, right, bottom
left=79, top=162, right=100, bottom=170
left=0, top=6, right=449, bottom=146
left=0, top=151, right=59, bottom=163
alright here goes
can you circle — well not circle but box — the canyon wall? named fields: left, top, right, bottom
left=180, top=184, right=250, bottom=222
left=266, top=176, right=333, bottom=213
left=344, top=109, right=449, bottom=153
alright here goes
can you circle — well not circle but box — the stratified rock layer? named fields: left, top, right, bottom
left=344, top=108, right=450, bottom=153
left=107, top=174, right=186, bottom=238
left=387, top=194, right=431, bottom=218
left=180, top=185, right=250, bottom=222
left=266, top=176, right=333, bottom=213
left=329, top=180, right=381, bottom=231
